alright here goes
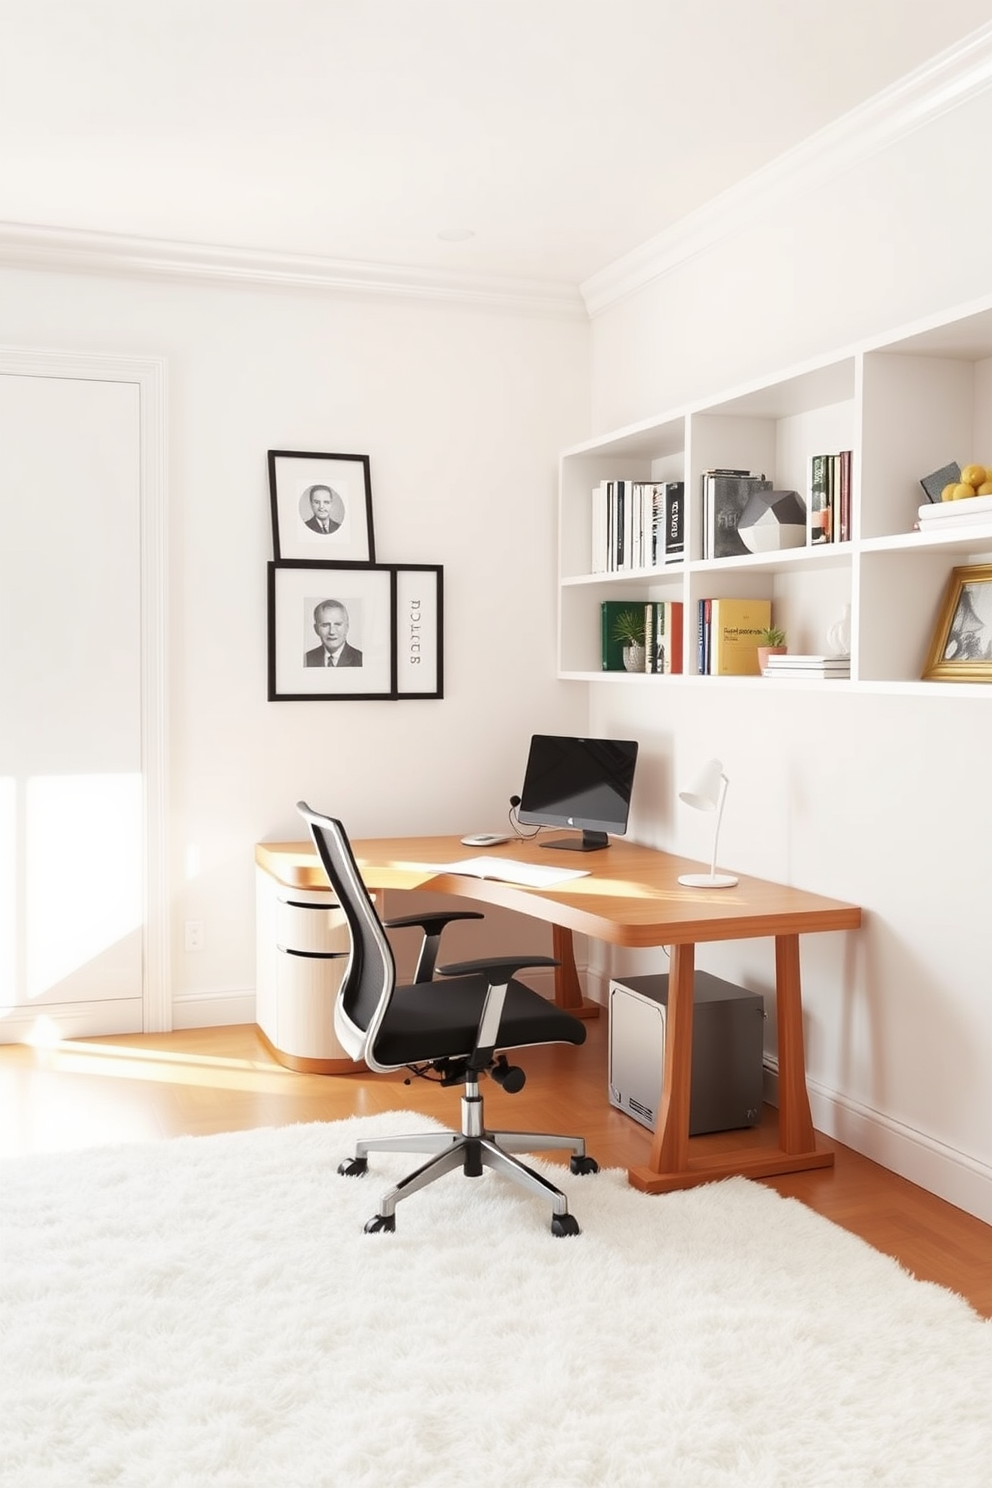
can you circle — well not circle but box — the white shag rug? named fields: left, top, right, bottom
left=2, top=1113, right=990, bottom=1488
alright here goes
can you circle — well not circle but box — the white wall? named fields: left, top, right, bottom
left=585, top=87, right=992, bottom=1220
left=4, top=69, right=990, bottom=1221
left=0, top=265, right=590, bottom=1023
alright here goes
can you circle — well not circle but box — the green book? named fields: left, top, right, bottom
left=601, top=600, right=648, bottom=671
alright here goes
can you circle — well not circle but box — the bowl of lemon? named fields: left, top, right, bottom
left=942, top=464, right=992, bottom=501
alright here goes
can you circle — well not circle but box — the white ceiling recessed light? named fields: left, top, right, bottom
left=437, top=228, right=475, bottom=242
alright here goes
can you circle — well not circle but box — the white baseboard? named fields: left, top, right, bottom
left=171, top=989, right=256, bottom=1029
left=764, top=1058, right=992, bottom=1226
left=0, top=1000, right=143, bottom=1042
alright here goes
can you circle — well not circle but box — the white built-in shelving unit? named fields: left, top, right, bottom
left=559, top=294, right=992, bottom=693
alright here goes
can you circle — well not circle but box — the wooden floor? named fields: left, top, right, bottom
left=2, top=1018, right=990, bottom=1318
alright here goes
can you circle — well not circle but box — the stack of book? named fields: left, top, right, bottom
left=697, top=596, right=771, bottom=675
left=700, top=470, right=771, bottom=560
left=808, top=450, right=853, bottom=545
left=599, top=599, right=685, bottom=673
left=590, top=479, right=684, bottom=572
left=644, top=600, right=684, bottom=674
left=916, top=494, right=992, bottom=537
left=762, top=653, right=851, bottom=679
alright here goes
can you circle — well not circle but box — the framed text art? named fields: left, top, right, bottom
left=268, top=450, right=376, bottom=563
left=922, top=563, right=992, bottom=682
left=395, top=565, right=443, bottom=699
left=268, top=562, right=395, bottom=701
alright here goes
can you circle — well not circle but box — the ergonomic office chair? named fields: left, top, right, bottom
left=297, top=802, right=598, bottom=1236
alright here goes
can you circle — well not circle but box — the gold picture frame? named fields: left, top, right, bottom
left=922, top=563, right=992, bottom=681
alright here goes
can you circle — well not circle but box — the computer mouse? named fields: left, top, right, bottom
left=460, top=833, right=510, bottom=847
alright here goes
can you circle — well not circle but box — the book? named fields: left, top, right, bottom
left=762, top=653, right=850, bottom=666
left=808, top=454, right=831, bottom=544
left=838, top=449, right=852, bottom=542
left=601, top=599, right=649, bottom=671
left=699, top=469, right=751, bottom=557
left=708, top=597, right=772, bottom=676
left=644, top=600, right=684, bottom=674
left=918, top=493, right=992, bottom=522
left=915, top=515, right=992, bottom=537
left=763, top=662, right=850, bottom=673
left=703, top=471, right=771, bottom=560
left=697, top=597, right=711, bottom=675
left=590, top=480, right=609, bottom=572
left=762, top=653, right=850, bottom=679
left=662, top=481, right=685, bottom=563
left=762, top=668, right=850, bottom=679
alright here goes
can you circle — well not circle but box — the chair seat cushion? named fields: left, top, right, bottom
left=371, top=975, right=586, bottom=1067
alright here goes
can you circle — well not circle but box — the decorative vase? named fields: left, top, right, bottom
left=757, top=644, right=787, bottom=673
left=827, top=603, right=852, bottom=656
left=623, top=643, right=646, bottom=673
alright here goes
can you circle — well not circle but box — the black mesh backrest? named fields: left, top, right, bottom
left=297, top=802, right=396, bottom=1058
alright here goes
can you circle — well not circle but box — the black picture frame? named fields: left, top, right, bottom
left=267, top=562, right=395, bottom=701
left=394, top=565, right=444, bottom=699
left=268, top=450, right=375, bottom=563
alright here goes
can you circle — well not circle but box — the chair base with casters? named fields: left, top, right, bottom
left=296, top=801, right=599, bottom=1236
left=338, top=1070, right=599, bottom=1237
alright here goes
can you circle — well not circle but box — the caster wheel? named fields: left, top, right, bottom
left=551, top=1213, right=580, bottom=1238
left=570, top=1154, right=599, bottom=1176
left=338, top=1156, right=369, bottom=1177
left=364, top=1214, right=396, bottom=1234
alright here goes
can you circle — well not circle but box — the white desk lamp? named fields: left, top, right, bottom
left=677, top=758, right=739, bottom=888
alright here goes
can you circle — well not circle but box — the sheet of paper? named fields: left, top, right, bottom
left=431, top=856, right=590, bottom=888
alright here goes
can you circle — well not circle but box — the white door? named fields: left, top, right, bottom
left=0, top=367, right=158, bottom=1038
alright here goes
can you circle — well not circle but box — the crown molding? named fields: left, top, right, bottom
left=0, top=221, right=586, bottom=320
left=2, top=22, right=989, bottom=324
left=581, top=20, right=992, bottom=318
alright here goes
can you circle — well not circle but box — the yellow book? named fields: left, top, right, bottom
left=709, top=597, right=772, bottom=676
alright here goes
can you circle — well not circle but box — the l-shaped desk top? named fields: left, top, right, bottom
left=256, top=833, right=861, bottom=947
left=256, top=833, right=861, bottom=1194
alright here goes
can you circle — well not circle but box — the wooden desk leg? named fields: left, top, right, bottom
left=775, top=932, right=817, bottom=1154
left=628, top=931, right=834, bottom=1193
left=643, top=942, right=695, bottom=1176
left=551, top=926, right=599, bottom=1018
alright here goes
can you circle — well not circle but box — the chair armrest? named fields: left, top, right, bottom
left=437, top=955, right=560, bottom=979
left=438, top=956, right=561, bottom=1075
left=381, top=911, right=484, bottom=933
left=381, top=910, right=485, bottom=984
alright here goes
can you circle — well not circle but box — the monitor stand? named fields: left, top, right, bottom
left=541, top=830, right=609, bottom=852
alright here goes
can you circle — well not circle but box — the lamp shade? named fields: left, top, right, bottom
left=678, top=758, right=725, bottom=813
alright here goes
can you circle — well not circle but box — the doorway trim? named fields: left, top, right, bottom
left=0, top=347, right=170, bottom=1032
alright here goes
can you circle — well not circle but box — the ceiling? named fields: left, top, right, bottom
left=1, top=0, right=991, bottom=294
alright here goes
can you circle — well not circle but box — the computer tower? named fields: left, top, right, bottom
left=608, top=971, right=764, bottom=1135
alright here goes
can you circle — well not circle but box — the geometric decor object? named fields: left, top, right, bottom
left=919, top=460, right=961, bottom=504
left=738, top=488, right=807, bottom=553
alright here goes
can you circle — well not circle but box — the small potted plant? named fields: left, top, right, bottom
left=611, top=607, right=646, bottom=672
left=756, top=625, right=787, bottom=673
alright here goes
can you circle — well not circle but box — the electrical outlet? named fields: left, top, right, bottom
left=184, top=920, right=205, bottom=952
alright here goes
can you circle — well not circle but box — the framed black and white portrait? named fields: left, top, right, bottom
left=268, top=450, right=376, bottom=563
left=922, top=563, right=992, bottom=682
left=267, top=562, right=395, bottom=700
left=394, top=565, right=443, bottom=699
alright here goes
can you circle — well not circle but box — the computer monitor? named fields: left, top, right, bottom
left=517, top=734, right=639, bottom=851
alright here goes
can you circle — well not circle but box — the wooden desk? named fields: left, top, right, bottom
left=255, top=835, right=861, bottom=1195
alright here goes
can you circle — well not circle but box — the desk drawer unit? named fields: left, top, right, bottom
left=255, top=867, right=363, bottom=1072
left=608, top=972, right=764, bottom=1135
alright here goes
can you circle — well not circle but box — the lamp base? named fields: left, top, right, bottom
left=677, top=872, right=739, bottom=889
